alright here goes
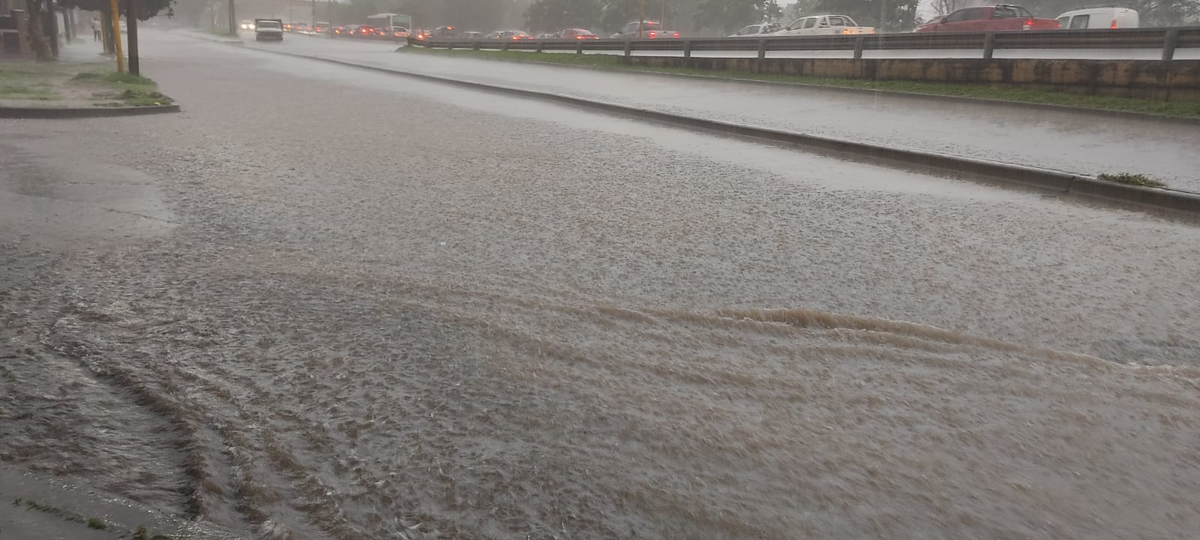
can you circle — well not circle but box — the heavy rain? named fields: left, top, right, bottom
left=3, top=0, right=1199, bottom=539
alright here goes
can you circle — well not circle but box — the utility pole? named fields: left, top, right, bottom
left=61, top=4, right=71, bottom=43
left=311, top=0, right=315, bottom=28
left=125, top=0, right=139, bottom=75
left=108, top=0, right=124, bottom=72
left=228, top=0, right=236, bottom=35
left=47, top=0, right=60, bottom=58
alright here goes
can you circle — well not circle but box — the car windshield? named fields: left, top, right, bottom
left=7, top=3, right=1197, bottom=540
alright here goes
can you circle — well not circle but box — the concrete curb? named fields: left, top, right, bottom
left=402, top=48, right=1200, bottom=127
left=256, top=48, right=1200, bottom=217
left=0, top=104, right=181, bottom=119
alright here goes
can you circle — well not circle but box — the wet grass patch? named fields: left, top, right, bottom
left=1, top=61, right=172, bottom=107
left=75, top=70, right=174, bottom=107
left=402, top=47, right=1200, bottom=119
left=0, top=84, right=59, bottom=100
left=1097, top=173, right=1168, bottom=188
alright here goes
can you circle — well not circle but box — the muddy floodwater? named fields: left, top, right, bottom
left=2, top=30, right=1200, bottom=540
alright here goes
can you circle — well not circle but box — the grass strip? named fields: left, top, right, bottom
left=400, top=47, right=1200, bottom=119
left=72, top=70, right=173, bottom=107
left=1097, top=173, right=1168, bottom=188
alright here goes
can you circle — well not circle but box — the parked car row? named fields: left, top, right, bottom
left=727, top=5, right=1140, bottom=37
left=280, top=4, right=1142, bottom=47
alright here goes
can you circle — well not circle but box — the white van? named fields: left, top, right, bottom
left=1055, top=7, right=1139, bottom=29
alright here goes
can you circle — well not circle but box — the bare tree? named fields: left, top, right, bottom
left=932, top=0, right=970, bottom=17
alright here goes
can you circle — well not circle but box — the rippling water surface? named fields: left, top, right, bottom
left=3, top=31, right=1200, bottom=539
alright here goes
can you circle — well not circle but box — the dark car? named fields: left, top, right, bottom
left=916, top=4, right=1061, bottom=32
left=356, top=25, right=376, bottom=37
left=377, top=26, right=409, bottom=39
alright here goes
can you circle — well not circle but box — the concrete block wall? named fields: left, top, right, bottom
left=632, top=56, right=1200, bottom=102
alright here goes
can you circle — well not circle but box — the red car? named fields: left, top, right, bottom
left=916, top=4, right=1060, bottom=32
left=357, top=25, right=376, bottom=37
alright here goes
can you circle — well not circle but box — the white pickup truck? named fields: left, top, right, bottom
left=254, top=19, right=284, bottom=41
left=774, top=15, right=875, bottom=36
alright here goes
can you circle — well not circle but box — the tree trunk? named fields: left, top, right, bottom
left=126, top=0, right=139, bottom=75
left=101, top=6, right=115, bottom=54
left=25, top=0, right=54, bottom=61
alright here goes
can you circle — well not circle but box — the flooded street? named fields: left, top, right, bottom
left=2, top=30, right=1199, bottom=539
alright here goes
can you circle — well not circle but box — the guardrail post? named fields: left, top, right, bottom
left=502, top=40, right=510, bottom=52
left=982, top=32, right=995, bottom=60
left=1162, top=28, right=1179, bottom=61
left=757, top=38, right=767, bottom=60
left=536, top=40, right=544, bottom=53
left=473, top=41, right=480, bottom=51
left=623, top=39, right=632, bottom=63
left=853, top=36, right=864, bottom=60
left=683, top=40, right=693, bottom=67
left=576, top=40, right=584, bottom=54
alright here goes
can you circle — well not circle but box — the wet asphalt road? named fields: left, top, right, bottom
left=2, top=29, right=1200, bottom=540
left=241, top=33, right=1200, bottom=192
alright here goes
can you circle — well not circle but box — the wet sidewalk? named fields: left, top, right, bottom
left=243, top=35, right=1200, bottom=193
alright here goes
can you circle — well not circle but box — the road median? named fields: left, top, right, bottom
left=400, top=47, right=1200, bottom=122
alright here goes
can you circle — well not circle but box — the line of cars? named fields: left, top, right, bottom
left=728, top=5, right=1141, bottom=38
left=410, top=21, right=678, bottom=43
left=282, top=21, right=410, bottom=40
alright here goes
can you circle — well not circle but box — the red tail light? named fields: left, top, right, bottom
left=1110, top=18, right=1118, bottom=29
left=648, top=31, right=657, bottom=38
left=673, top=32, right=679, bottom=38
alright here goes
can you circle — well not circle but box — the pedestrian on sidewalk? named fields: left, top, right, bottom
left=92, top=18, right=101, bottom=41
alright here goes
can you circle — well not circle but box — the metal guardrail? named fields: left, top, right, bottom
left=412, top=26, right=1200, bottom=61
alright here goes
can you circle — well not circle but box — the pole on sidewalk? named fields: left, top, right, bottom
left=61, top=4, right=70, bottom=43
left=125, top=0, right=139, bottom=75
left=47, top=0, right=60, bottom=58
left=228, top=0, right=235, bottom=36
left=108, top=0, right=124, bottom=73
